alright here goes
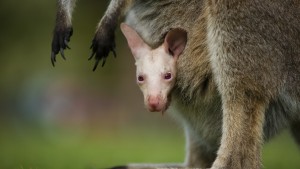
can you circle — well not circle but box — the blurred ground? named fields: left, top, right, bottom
left=0, top=0, right=299, bottom=169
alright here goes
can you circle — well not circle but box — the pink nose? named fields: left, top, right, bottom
left=148, top=96, right=161, bottom=111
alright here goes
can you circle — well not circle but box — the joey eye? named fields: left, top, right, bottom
left=138, top=75, right=145, bottom=82
left=164, top=72, right=172, bottom=80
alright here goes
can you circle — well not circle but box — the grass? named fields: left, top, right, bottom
left=263, top=132, right=300, bottom=169
left=0, top=123, right=299, bottom=169
left=0, top=124, right=184, bottom=169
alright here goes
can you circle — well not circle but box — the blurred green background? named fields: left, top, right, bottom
left=0, top=0, right=299, bottom=169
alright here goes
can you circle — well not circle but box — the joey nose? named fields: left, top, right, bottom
left=148, top=96, right=161, bottom=112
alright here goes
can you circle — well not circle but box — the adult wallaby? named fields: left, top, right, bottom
left=51, top=0, right=300, bottom=169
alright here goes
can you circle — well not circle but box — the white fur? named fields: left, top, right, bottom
left=121, top=23, right=186, bottom=112
left=135, top=46, right=177, bottom=112
left=120, top=23, right=176, bottom=112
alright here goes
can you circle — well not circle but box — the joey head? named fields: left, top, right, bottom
left=120, top=23, right=187, bottom=112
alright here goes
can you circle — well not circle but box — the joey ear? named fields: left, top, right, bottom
left=164, top=28, right=187, bottom=58
left=120, top=23, right=150, bottom=59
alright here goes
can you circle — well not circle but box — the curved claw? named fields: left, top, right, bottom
left=88, top=30, right=117, bottom=71
left=112, top=48, right=117, bottom=58
left=89, top=49, right=96, bottom=61
left=101, top=57, right=107, bottom=67
left=64, top=40, right=71, bottom=49
left=51, top=26, right=73, bottom=66
left=51, top=51, right=56, bottom=67
left=60, top=48, right=66, bottom=60
left=92, top=59, right=100, bottom=71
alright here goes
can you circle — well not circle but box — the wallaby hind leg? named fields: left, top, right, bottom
left=210, top=95, right=267, bottom=169
left=290, top=121, right=300, bottom=147
left=185, top=142, right=216, bottom=168
left=184, top=128, right=217, bottom=168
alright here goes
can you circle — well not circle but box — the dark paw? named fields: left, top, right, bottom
left=51, top=26, right=73, bottom=66
left=107, top=166, right=127, bottom=169
left=89, top=31, right=116, bottom=71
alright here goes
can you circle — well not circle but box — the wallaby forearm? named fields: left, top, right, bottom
left=51, top=0, right=77, bottom=65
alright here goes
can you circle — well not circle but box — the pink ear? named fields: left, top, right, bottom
left=120, top=23, right=150, bottom=59
left=164, top=28, right=187, bottom=58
